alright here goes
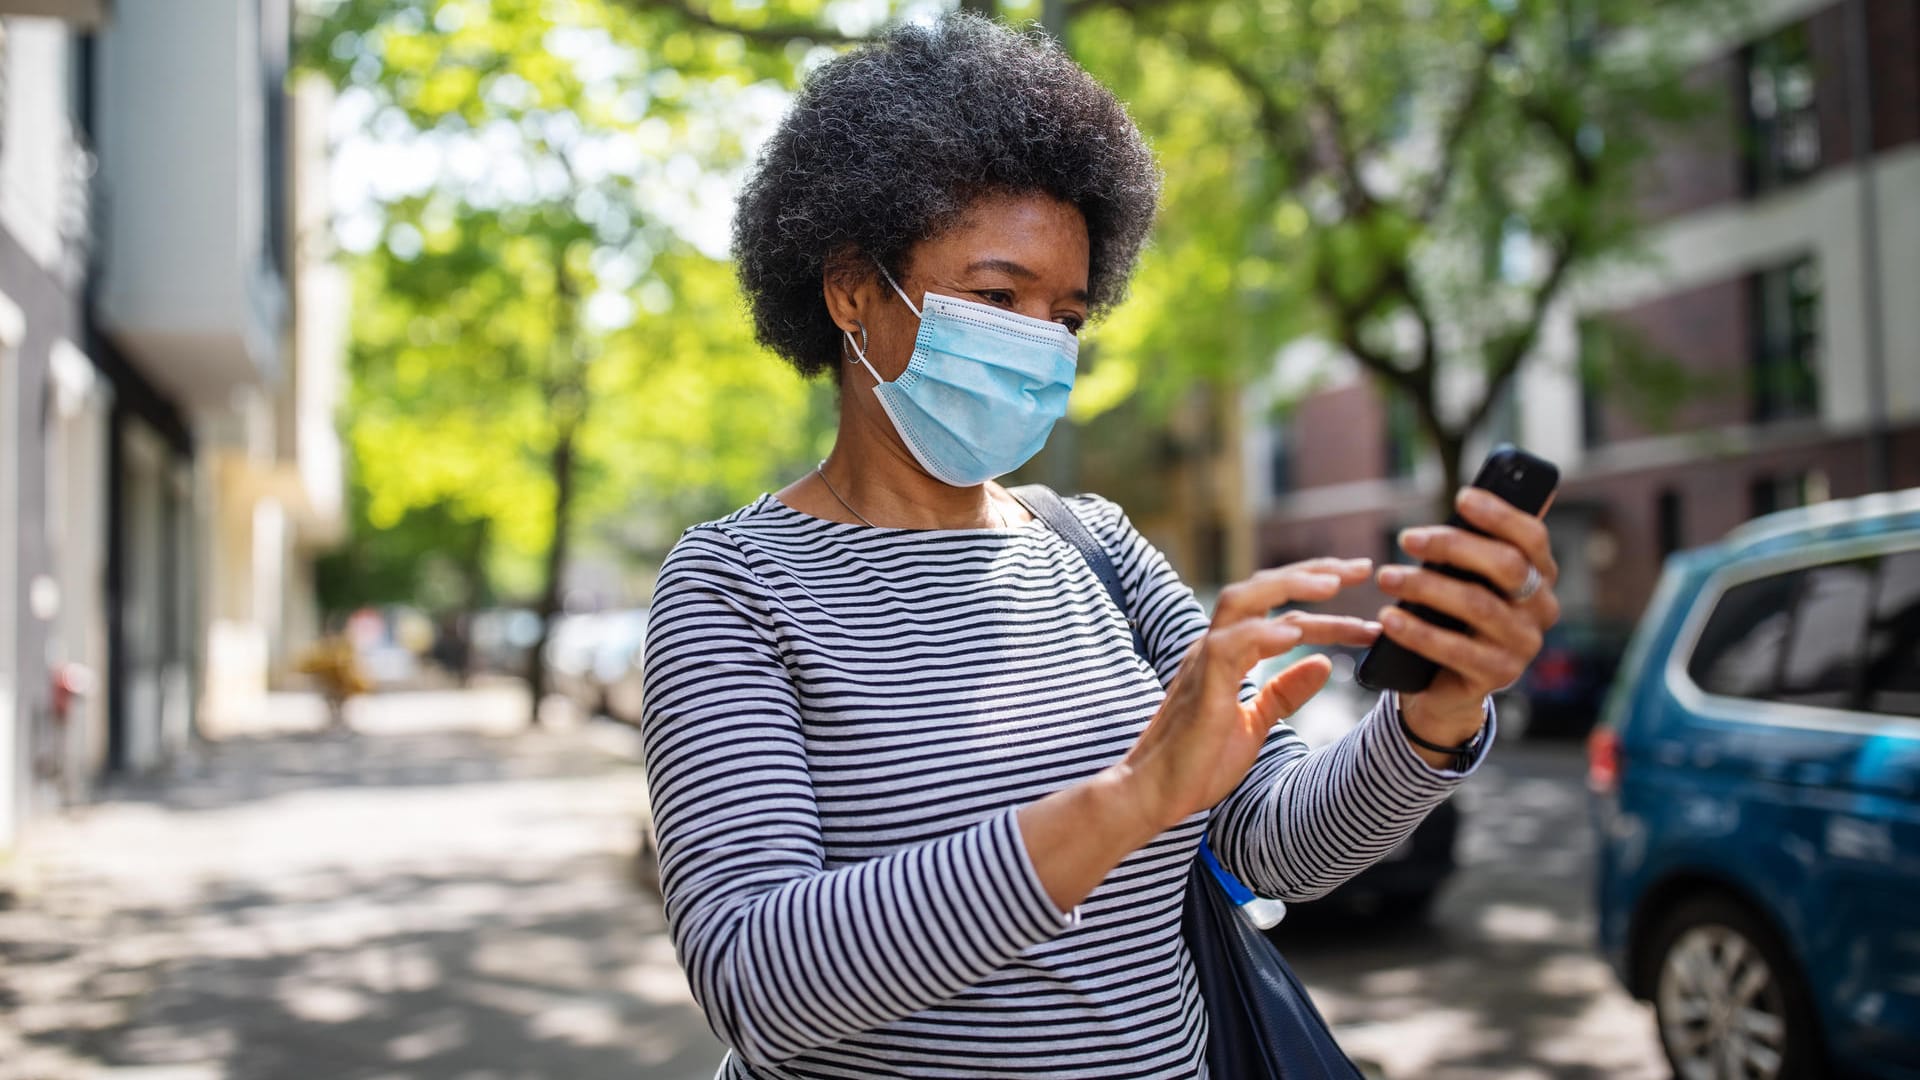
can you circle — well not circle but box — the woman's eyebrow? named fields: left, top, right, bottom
left=963, top=259, right=1090, bottom=303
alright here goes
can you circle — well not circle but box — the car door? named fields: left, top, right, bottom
left=1808, top=546, right=1920, bottom=1069
left=1680, top=541, right=1920, bottom=1072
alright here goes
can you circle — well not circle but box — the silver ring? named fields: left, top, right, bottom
left=1513, top=564, right=1542, bottom=603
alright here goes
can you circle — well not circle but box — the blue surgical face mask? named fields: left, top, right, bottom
left=845, top=265, right=1078, bottom=488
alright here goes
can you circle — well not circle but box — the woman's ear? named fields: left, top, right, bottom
left=821, top=248, right=874, bottom=337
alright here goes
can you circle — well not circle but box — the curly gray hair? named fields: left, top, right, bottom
left=731, top=14, right=1161, bottom=379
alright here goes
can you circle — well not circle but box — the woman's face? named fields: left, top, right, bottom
left=833, top=190, right=1092, bottom=382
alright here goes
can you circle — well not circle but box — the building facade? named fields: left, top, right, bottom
left=1245, top=0, right=1920, bottom=624
left=0, top=0, right=342, bottom=852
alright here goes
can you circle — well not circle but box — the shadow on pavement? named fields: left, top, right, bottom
left=1272, top=743, right=1667, bottom=1079
left=0, top=693, right=724, bottom=1080
left=20, top=857, right=719, bottom=1080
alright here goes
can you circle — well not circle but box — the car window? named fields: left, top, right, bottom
left=1688, top=570, right=1801, bottom=699
left=1864, top=549, right=1920, bottom=718
left=1777, top=561, right=1873, bottom=709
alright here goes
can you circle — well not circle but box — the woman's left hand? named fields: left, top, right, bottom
left=1374, top=487, right=1562, bottom=748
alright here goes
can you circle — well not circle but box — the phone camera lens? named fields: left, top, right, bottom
left=1510, top=467, right=1525, bottom=482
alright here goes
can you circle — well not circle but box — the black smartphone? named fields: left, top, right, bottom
left=1354, top=444, right=1560, bottom=695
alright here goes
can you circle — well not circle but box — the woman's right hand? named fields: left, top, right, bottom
left=1111, top=558, right=1382, bottom=835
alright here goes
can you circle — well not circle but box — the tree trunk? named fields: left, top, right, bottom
left=525, top=423, right=577, bottom=726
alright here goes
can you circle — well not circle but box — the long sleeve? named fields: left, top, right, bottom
left=1207, top=692, right=1493, bottom=900
left=639, top=526, right=1074, bottom=1068
left=1074, top=494, right=1493, bottom=902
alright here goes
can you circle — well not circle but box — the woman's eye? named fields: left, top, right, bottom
left=977, top=290, right=1014, bottom=307
left=1057, top=316, right=1085, bottom=335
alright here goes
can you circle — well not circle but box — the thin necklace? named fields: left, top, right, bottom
left=814, top=462, right=1007, bottom=529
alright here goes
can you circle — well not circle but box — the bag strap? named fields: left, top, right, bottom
left=1006, top=484, right=1149, bottom=661
left=1013, top=485, right=1272, bottom=915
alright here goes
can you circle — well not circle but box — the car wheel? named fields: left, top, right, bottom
left=1647, top=894, right=1824, bottom=1080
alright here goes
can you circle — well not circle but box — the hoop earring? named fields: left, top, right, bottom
left=843, top=320, right=868, bottom=364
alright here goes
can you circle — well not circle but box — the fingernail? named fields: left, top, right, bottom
left=1459, top=488, right=1492, bottom=511
left=1379, top=566, right=1408, bottom=587
left=1379, top=607, right=1405, bottom=628
left=1362, top=620, right=1383, bottom=634
left=1400, top=529, right=1428, bottom=554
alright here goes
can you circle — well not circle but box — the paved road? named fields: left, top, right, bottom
left=1282, top=740, right=1670, bottom=1079
left=1, top=690, right=1663, bottom=1079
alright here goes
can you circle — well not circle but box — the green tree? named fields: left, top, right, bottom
left=302, top=0, right=829, bottom=719
left=1074, top=0, right=1730, bottom=499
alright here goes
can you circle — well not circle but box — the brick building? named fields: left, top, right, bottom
left=1244, top=0, right=1920, bottom=625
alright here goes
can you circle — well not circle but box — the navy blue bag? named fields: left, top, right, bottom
left=1011, top=484, right=1365, bottom=1080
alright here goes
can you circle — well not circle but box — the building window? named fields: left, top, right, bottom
left=1383, top=393, right=1419, bottom=480
left=1268, top=422, right=1293, bottom=497
left=1656, top=488, right=1684, bottom=558
left=1485, top=381, right=1520, bottom=449
left=261, top=0, right=291, bottom=279
left=1750, top=258, right=1820, bottom=424
left=1750, top=471, right=1812, bottom=519
left=1381, top=525, right=1415, bottom=567
left=1577, top=318, right=1610, bottom=450
left=1743, top=23, right=1821, bottom=194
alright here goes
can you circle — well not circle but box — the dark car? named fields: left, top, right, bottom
left=1250, top=647, right=1460, bottom=921
left=1591, top=489, right=1920, bottom=1079
left=1518, top=618, right=1632, bottom=739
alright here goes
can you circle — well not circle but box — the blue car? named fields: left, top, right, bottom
left=1591, top=488, right=1920, bottom=1079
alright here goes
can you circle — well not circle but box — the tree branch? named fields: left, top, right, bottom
left=1310, top=259, right=1416, bottom=388
left=1461, top=236, right=1577, bottom=436
left=1308, top=83, right=1375, bottom=216
left=1167, top=28, right=1314, bottom=178
left=608, top=0, right=867, bottom=45
left=1415, top=21, right=1515, bottom=223
left=615, top=0, right=1169, bottom=47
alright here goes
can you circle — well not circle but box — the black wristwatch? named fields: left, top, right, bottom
left=1393, top=694, right=1488, bottom=772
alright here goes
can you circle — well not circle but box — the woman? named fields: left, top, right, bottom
left=642, top=15, right=1559, bottom=1078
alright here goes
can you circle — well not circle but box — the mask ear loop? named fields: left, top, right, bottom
left=875, top=263, right=922, bottom=319
left=842, top=320, right=884, bottom=385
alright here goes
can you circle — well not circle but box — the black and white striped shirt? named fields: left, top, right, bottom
left=641, top=493, right=1488, bottom=1078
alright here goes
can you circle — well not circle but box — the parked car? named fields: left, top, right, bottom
left=542, top=612, right=609, bottom=713
left=468, top=607, right=542, bottom=676
left=592, top=608, right=650, bottom=725
left=1250, top=645, right=1460, bottom=921
left=536, top=608, right=651, bottom=721
left=343, top=605, right=431, bottom=688
left=1517, top=617, right=1633, bottom=739
left=1591, top=488, right=1920, bottom=1079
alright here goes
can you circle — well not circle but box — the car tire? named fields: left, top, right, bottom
left=1645, top=893, right=1826, bottom=1080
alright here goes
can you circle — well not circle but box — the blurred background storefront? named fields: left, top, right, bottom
left=0, top=0, right=344, bottom=851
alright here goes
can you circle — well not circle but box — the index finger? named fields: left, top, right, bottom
left=1212, top=559, right=1372, bottom=626
left=1455, top=488, right=1557, bottom=581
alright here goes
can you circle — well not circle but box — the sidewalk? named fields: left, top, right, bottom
left=0, top=687, right=725, bottom=1080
